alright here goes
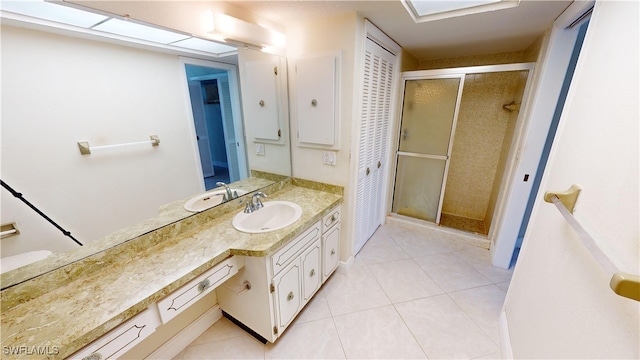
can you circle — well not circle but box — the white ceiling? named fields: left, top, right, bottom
left=230, top=0, right=573, bottom=60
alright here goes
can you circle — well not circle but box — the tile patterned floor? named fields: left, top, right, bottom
left=173, top=224, right=513, bottom=359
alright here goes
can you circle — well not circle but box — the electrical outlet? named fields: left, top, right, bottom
left=255, top=143, right=265, bottom=156
left=323, top=151, right=336, bottom=166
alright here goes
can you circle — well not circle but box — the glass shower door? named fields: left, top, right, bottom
left=392, top=76, right=464, bottom=223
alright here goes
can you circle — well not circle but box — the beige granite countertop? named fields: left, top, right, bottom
left=0, top=182, right=342, bottom=359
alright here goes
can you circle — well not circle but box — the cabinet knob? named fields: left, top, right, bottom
left=82, top=353, right=102, bottom=360
left=366, top=167, right=370, bottom=176
left=331, top=249, right=336, bottom=256
left=377, top=161, right=382, bottom=169
left=310, top=269, right=316, bottom=277
left=197, top=279, right=211, bottom=293
left=259, top=100, right=265, bottom=107
left=330, top=214, right=336, bottom=222
left=287, top=291, right=295, bottom=301
left=311, top=99, right=318, bottom=107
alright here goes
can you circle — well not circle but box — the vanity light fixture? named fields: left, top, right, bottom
left=208, top=12, right=286, bottom=51
left=401, top=0, right=520, bottom=23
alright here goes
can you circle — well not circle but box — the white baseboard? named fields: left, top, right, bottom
left=337, top=256, right=354, bottom=274
left=147, top=306, right=222, bottom=359
left=499, top=310, right=513, bottom=359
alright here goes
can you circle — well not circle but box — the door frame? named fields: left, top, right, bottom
left=178, top=57, right=248, bottom=191
left=490, top=1, right=595, bottom=269
left=394, top=73, right=466, bottom=224
left=388, top=63, right=535, bottom=229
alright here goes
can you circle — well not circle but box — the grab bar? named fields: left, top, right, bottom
left=78, top=135, right=160, bottom=155
left=544, top=185, right=639, bottom=302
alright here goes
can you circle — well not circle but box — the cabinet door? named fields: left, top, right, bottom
left=244, top=60, right=280, bottom=141
left=323, top=224, right=340, bottom=283
left=296, top=55, right=337, bottom=147
left=272, top=260, right=301, bottom=334
left=301, top=239, right=322, bottom=302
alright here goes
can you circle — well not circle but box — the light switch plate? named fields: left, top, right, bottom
left=255, top=143, right=265, bottom=156
left=323, top=151, right=336, bottom=165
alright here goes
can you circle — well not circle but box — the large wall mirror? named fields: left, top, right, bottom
left=0, top=2, right=292, bottom=289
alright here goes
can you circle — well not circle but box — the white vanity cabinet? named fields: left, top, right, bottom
left=218, top=205, right=341, bottom=343
left=322, top=206, right=341, bottom=282
left=156, top=255, right=241, bottom=323
left=71, top=308, right=161, bottom=360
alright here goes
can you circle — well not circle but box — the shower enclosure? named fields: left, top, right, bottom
left=392, top=64, right=533, bottom=236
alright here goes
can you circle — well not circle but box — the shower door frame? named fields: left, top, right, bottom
left=394, top=73, right=466, bottom=224
left=390, top=62, right=536, bottom=228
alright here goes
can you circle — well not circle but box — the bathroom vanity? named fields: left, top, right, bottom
left=0, top=179, right=342, bottom=359
left=217, top=205, right=340, bottom=342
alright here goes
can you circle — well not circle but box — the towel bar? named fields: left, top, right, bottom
left=545, top=186, right=639, bottom=302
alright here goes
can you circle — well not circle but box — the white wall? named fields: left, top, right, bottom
left=1, top=25, right=202, bottom=256
left=286, top=13, right=360, bottom=262
left=503, top=1, right=639, bottom=358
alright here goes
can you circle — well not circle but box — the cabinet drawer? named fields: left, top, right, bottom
left=271, top=221, right=320, bottom=276
left=157, top=256, right=239, bottom=323
left=322, top=206, right=340, bottom=232
left=72, top=308, right=161, bottom=360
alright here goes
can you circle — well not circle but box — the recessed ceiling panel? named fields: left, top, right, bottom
left=93, top=18, right=190, bottom=44
left=1, top=0, right=108, bottom=27
left=171, top=37, right=236, bottom=54
left=403, top=0, right=520, bottom=23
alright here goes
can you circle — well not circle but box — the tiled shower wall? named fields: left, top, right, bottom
left=441, top=71, right=525, bottom=224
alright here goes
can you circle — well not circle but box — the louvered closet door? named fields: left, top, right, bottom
left=354, top=38, right=396, bottom=254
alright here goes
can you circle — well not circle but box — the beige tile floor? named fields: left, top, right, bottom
left=173, top=224, right=513, bottom=359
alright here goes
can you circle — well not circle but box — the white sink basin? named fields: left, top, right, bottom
left=184, top=189, right=249, bottom=212
left=232, top=201, right=302, bottom=234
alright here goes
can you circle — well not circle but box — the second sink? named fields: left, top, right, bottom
left=184, top=189, right=249, bottom=212
left=232, top=201, right=302, bottom=234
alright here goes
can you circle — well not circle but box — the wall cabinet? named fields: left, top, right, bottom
left=295, top=54, right=339, bottom=148
left=217, top=205, right=341, bottom=343
left=243, top=58, right=286, bottom=144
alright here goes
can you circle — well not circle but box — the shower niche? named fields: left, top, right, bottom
left=392, top=64, right=532, bottom=236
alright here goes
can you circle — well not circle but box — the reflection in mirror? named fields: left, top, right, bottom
left=0, top=14, right=291, bottom=288
left=182, top=59, right=249, bottom=189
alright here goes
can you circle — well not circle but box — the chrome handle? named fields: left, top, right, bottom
left=330, top=249, right=336, bottom=256
left=287, top=291, right=294, bottom=301
left=197, top=279, right=211, bottom=293
left=259, top=100, right=265, bottom=107
left=310, top=269, right=316, bottom=277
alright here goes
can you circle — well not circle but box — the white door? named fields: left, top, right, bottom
left=354, top=37, right=397, bottom=254
left=188, top=82, right=215, bottom=178
left=502, top=1, right=639, bottom=358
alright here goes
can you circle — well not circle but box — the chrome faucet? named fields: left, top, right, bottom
left=216, top=181, right=236, bottom=202
left=244, top=192, right=267, bottom=213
